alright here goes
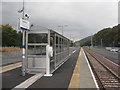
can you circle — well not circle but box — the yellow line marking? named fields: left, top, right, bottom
left=0, top=65, right=22, bottom=73
left=68, top=48, right=81, bottom=89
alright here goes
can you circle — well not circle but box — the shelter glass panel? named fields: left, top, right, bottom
left=28, top=33, right=48, bottom=43
left=28, top=45, right=46, bottom=55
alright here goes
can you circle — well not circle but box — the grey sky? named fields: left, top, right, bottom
left=1, top=1, right=118, bottom=41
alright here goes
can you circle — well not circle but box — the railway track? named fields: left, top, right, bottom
left=84, top=48, right=120, bottom=90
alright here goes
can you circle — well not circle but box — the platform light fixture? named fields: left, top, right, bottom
left=58, top=25, right=68, bottom=35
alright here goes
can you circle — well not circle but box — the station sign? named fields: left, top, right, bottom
left=20, top=18, right=30, bottom=30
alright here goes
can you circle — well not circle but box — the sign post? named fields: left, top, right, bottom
left=22, top=30, right=25, bottom=76
left=18, top=0, right=31, bottom=76
left=20, top=18, right=30, bottom=76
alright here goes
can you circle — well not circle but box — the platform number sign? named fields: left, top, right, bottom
left=20, top=18, right=30, bottom=30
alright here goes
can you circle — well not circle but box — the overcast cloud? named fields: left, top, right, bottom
left=1, top=1, right=118, bottom=41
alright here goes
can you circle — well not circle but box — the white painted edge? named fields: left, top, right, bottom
left=72, top=50, right=76, bottom=54
left=13, top=73, right=44, bottom=89
left=82, top=48, right=99, bottom=90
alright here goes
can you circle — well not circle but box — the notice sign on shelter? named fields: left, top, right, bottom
left=20, top=18, right=30, bottom=30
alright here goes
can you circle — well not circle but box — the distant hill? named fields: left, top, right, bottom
left=93, top=24, right=120, bottom=47
left=75, top=36, right=92, bottom=46
left=75, top=24, right=120, bottom=47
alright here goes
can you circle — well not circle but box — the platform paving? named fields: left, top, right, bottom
left=2, top=68, right=33, bottom=89
left=28, top=48, right=80, bottom=88
left=79, top=48, right=98, bottom=89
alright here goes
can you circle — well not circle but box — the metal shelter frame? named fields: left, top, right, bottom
left=22, top=26, right=70, bottom=76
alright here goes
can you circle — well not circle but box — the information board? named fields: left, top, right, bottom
left=20, top=18, right=30, bottom=30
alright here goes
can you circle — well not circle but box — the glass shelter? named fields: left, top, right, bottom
left=23, top=26, right=70, bottom=76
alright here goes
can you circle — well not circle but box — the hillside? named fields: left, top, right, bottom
left=75, top=24, right=119, bottom=47
left=93, top=24, right=119, bottom=47
left=75, top=36, right=92, bottom=46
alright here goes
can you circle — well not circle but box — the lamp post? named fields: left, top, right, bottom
left=113, top=41, right=115, bottom=48
left=22, top=0, right=25, bottom=76
left=91, top=35, right=93, bottom=48
left=101, top=38, right=103, bottom=48
left=69, top=33, right=73, bottom=40
left=18, top=0, right=29, bottom=76
left=58, top=25, right=68, bottom=35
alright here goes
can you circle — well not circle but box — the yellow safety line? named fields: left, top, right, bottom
left=68, top=49, right=81, bottom=89
left=0, top=65, right=22, bottom=73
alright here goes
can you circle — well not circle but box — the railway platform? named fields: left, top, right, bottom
left=2, top=48, right=99, bottom=89
left=79, top=48, right=98, bottom=89
left=69, top=48, right=98, bottom=89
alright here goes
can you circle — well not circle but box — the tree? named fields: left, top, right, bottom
left=2, top=24, right=22, bottom=47
left=93, top=24, right=119, bottom=47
